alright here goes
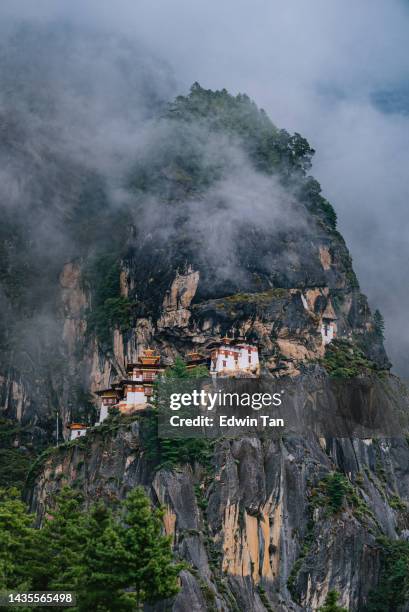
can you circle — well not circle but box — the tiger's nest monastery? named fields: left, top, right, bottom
left=68, top=305, right=338, bottom=437
left=93, top=338, right=260, bottom=425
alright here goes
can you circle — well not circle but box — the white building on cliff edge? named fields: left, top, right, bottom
left=95, top=341, right=260, bottom=425
left=67, top=423, right=89, bottom=440
left=320, top=301, right=338, bottom=346
left=96, top=348, right=165, bottom=423
left=209, top=337, right=260, bottom=377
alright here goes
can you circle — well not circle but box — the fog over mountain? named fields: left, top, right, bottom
left=2, top=0, right=409, bottom=375
left=3, top=7, right=409, bottom=609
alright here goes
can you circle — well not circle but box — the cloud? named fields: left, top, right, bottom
left=1, top=0, right=409, bottom=375
left=114, top=99, right=313, bottom=311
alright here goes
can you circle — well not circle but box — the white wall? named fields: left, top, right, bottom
left=70, top=428, right=87, bottom=440
left=99, top=403, right=109, bottom=423
left=126, top=389, right=146, bottom=405
left=210, top=346, right=237, bottom=374
left=321, top=321, right=336, bottom=345
left=210, top=344, right=259, bottom=375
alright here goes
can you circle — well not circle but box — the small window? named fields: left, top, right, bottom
left=143, top=372, right=156, bottom=381
left=223, top=360, right=227, bottom=367
left=248, top=356, right=251, bottom=364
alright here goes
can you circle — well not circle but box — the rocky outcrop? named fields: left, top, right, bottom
left=60, top=262, right=88, bottom=354
left=28, top=392, right=409, bottom=611
left=158, top=266, right=200, bottom=330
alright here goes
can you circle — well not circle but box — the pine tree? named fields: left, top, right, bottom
left=118, top=487, right=183, bottom=608
left=165, top=357, right=208, bottom=380
left=155, top=357, right=211, bottom=468
left=31, top=488, right=88, bottom=591
left=374, top=309, right=385, bottom=340
left=319, top=590, right=347, bottom=612
left=77, top=503, right=133, bottom=611
left=165, top=356, right=190, bottom=379
left=0, top=487, right=36, bottom=590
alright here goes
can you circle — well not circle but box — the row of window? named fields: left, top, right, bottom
left=221, top=356, right=253, bottom=367
left=132, top=372, right=157, bottom=381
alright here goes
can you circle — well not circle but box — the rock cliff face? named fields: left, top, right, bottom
left=1, top=74, right=407, bottom=610
left=29, top=401, right=409, bottom=611
left=0, top=81, right=389, bottom=437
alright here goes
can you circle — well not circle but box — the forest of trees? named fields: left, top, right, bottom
left=0, top=486, right=183, bottom=611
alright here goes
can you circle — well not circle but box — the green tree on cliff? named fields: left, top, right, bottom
left=373, top=309, right=385, bottom=340
left=77, top=502, right=133, bottom=611
left=0, top=488, right=36, bottom=590
left=165, top=356, right=208, bottom=379
left=319, top=590, right=347, bottom=612
left=31, top=488, right=88, bottom=591
left=365, top=536, right=409, bottom=611
left=117, top=487, right=183, bottom=608
left=142, top=357, right=211, bottom=468
left=77, top=487, right=183, bottom=609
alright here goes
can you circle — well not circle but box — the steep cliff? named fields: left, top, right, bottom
left=0, top=43, right=407, bottom=609
left=0, top=76, right=388, bottom=437
left=28, top=398, right=409, bottom=611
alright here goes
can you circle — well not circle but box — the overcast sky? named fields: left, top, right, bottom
left=3, top=0, right=409, bottom=376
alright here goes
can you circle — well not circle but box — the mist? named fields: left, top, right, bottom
left=1, top=1, right=409, bottom=375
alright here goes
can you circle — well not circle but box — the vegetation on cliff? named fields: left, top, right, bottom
left=0, top=418, right=42, bottom=489
left=168, top=82, right=316, bottom=179
left=167, top=85, right=332, bottom=246
left=365, top=537, right=409, bottom=612
left=84, top=253, right=133, bottom=350
left=130, top=83, right=337, bottom=230
left=321, top=339, right=379, bottom=378
left=319, top=591, right=347, bottom=612
left=141, top=358, right=212, bottom=469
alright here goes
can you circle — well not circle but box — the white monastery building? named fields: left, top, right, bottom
left=91, top=340, right=260, bottom=430
left=67, top=423, right=89, bottom=440
left=209, top=337, right=260, bottom=377
left=95, top=388, right=119, bottom=424
left=96, top=348, right=164, bottom=423
left=320, top=301, right=338, bottom=346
